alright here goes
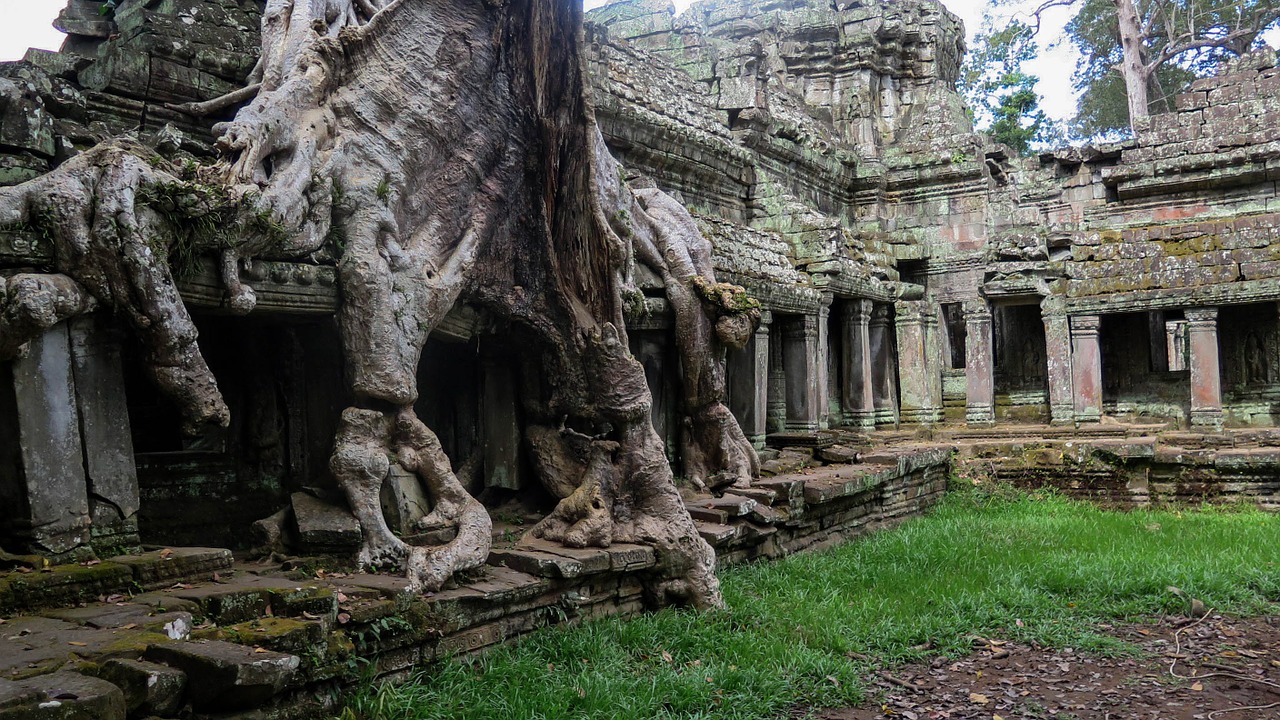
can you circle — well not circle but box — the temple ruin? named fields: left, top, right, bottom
left=0, top=0, right=1278, bottom=715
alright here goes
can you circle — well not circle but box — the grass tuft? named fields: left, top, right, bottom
left=338, top=488, right=1280, bottom=719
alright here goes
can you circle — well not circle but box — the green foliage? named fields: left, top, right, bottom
left=338, top=489, right=1280, bottom=720
left=960, top=20, right=1061, bottom=154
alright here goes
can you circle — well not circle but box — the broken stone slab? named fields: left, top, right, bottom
left=0, top=672, right=126, bottom=719
left=96, top=658, right=185, bottom=717
left=487, top=546, right=603, bottom=580
left=753, top=477, right=805, bottom=514
left=683, top=504, right=728, bottom=523
left=290, top=492, right=361, bottom=553
left=513, top=539, right=612, bottom=575
left=0, top=679, right=41, bottom=710
left=732, top=486, right=778, bottom=506
left=693, top=521, right=739, bottom=547
left=699, top=494, right=757, bottom=517
left=817, top=445, right=860, bottom=463
left=759, top=448, right=814, bottom=476
left=745, top=503, right=782, bottom=525
left=105, top=547, right=232, bottom=591
left=144, top=640, right=299, bottom=713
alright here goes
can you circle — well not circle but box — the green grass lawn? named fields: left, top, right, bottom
left=338, top=487, right=1280, bottom=720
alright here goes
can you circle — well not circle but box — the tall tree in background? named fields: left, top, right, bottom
left=1066, top=0, right=1280, bottom=134
left=961, top=20, right=1061, bottom=154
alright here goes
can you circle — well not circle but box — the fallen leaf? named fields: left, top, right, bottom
left=254, top=647, right=268, bottom=653
left=661, top=651, right=673, bottom=663
left=575, top=687, right=585, bottom=698
left=67, top=641, right=87, bottom=647
left=337, top=612, right=351, bottom=624
left=970, top=693, right=989, bottom=704
left=1191, top=682, right=1203, bottom=691
left=159, top=548, right=174, bottom=559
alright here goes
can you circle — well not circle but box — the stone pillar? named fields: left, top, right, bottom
left=767, top=325, right=786, bottom=433
left=68, top=315, right=141, bottom=555
left=841, top=299, right=876, bottom=429
left=782, top=314, right=821, bottom=432
left=963, top=299, right=995, bottom=426
left=727, top=310, right=771, bottom=449
left=816, top=295, right=833, bottom=429
left=896, top=300, right=942, bottom=425
left=0, top=322, right=92, bottom=559
left=1041, top=296, right=1074, bottom=425
left=869, top=303, right=898, bottom=426
left=1185, top=307, right=1224, bottom=430
left=1069, top=314, right=1103, bottom=423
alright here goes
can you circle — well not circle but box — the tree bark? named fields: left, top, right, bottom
left=1113, top=0, right=1151, bottom=129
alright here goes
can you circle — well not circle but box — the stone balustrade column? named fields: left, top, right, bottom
left=896, top=300, right=942, bottom=425
left=841, top=299, right=875, bottom=429
left=783, top=314, right=821, bottom=432
left=963, top=299, right=995, bottom=426
left=1069, top=314, right=1103, bottom=423
left=1185, top=307, right=1224, bottom=429
left=767, top=322, right=786, bottom=433
left=869, top=303, right=898, bottom=426
left=817, top=295, right=833, bottom=429
left=727, top=310, right=771, bottom=449
left=1041, top=296, right=1074, bottom=425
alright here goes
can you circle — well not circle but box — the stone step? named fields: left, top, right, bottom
left=0, top=671, right=126, bottom=719
left=694, top=521, right=739, bottom=546
left=105, top=547, right=232, bottom=591
left=145, top=639, right=300, bottom=713
left=97, top=658, right=186, bottom=717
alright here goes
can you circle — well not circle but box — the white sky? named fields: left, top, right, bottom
left=2, top=0, right=1080, bottom=119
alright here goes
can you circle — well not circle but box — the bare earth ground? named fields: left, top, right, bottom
left=820, top=614, right=1280, bottom=720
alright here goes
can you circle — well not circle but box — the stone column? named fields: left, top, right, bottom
left=1069, top=314, right=1103, bottom=423
left=727, top=311, right=771, bottom=449
left=767, top=324, right=786, bottom=433
left=896, top=300, right=942, bottom=425
left=0, top=322, right=92, bottom=559
left=783, top=314, right=821, bottom=432
left=1041, top=296, right=1074, bottom=425
left=1185, top=307, right=1224, bottom=429
left=68, top=315, right=141, bottom=555
left=817, top=295, right=833, bottom=429
left=963, top=299, right=995, bottom=426
left=869, top=303, right=898, bottom=426
left=841, top=299, right=876, bottom=429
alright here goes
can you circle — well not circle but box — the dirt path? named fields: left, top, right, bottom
left=821, top=614, right=1280, bottom=720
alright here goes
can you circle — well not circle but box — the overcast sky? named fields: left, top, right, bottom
left=3, top=0, right=1079, bottom=118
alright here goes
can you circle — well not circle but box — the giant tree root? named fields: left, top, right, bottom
left=0, top=274, right=97, bottom=359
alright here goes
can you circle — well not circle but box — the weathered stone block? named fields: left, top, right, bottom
left=97, top=658, right=186, bottom=717
left=144, top=640, right=299, bottom=712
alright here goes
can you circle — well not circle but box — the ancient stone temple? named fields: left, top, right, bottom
left=0, top=0, right=1277, bottom=715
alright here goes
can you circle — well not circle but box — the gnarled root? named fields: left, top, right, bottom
left=330, top=407, right=406, bottom=568
left=394, top=408, right=491, bottom=592
left=682, top=402, right=760, bottom=490
left=529, top=437, right=620, bottom=549
left=0, top=274, right=97, bottom=359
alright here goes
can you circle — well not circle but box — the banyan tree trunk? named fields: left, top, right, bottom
left=0, top=0, right=756, bottom=607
